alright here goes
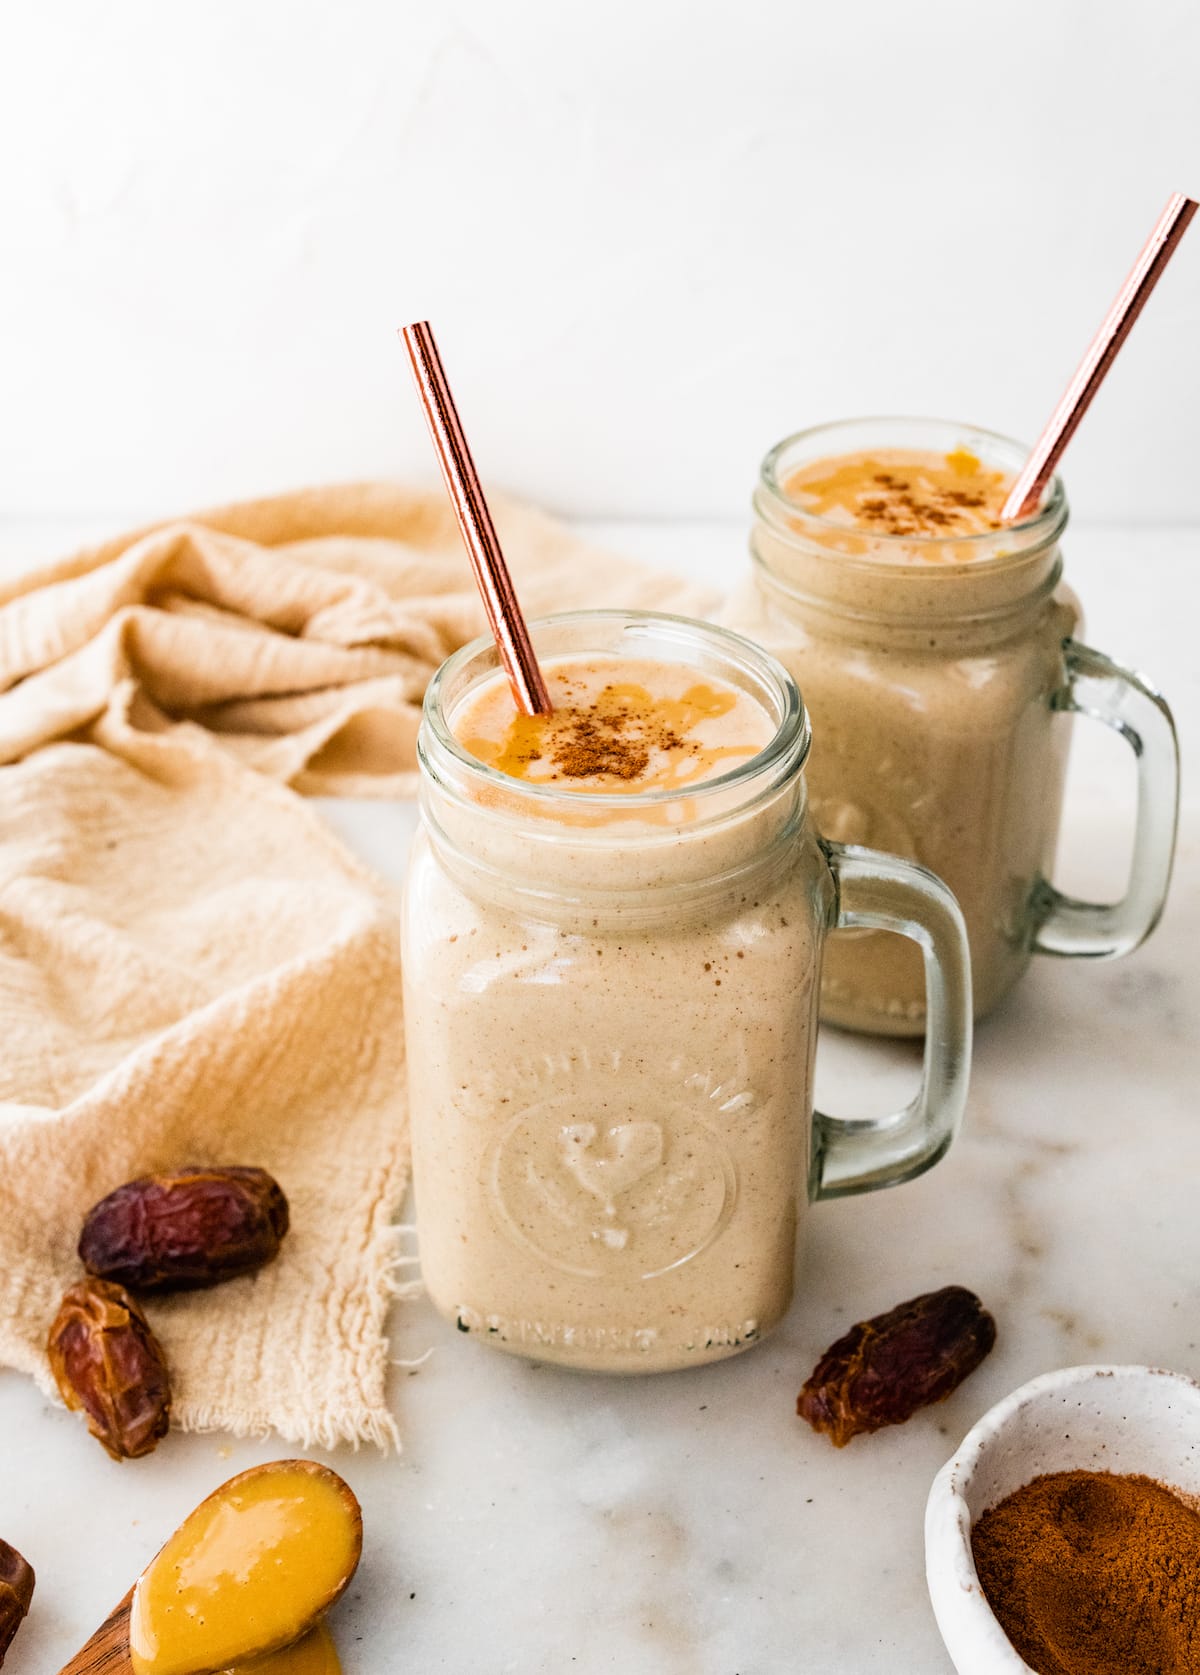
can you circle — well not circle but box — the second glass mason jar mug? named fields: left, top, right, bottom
left=729, top=417, right=1181, bottom=1036
left=402, top=611, right=972, bottom=1374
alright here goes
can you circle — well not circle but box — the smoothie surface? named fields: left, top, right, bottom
left=784, top=446, right=1014, bottom=548
left=454, top=656, right=775, bottom=794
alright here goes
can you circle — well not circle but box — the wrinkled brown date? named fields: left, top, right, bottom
left=46, top=1277, right=171, bottom=1461
left=0, top=1538, right=34, bottom=1667
left=79, top=1166, right=289, bottom=1292
left=798, top=1285, right=997, bottom=1447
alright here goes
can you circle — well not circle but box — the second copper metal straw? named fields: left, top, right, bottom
left=1002, top=191, right=1198, bottom=522
left=401, top=320, right=552, bottom=716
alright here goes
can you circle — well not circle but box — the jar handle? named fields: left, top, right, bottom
left=1032, top=640, right=1180, bottom=959
left=812, top=842, right=972, bottom=1200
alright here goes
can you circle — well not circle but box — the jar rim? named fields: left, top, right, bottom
left=757, top=415, right=1069, bottom=561
left=421, top=608, right=811, bottom=812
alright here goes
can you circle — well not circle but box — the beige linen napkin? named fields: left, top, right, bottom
left=0, top=482, right=710, bottom=1447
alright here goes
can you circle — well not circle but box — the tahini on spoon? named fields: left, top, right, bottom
left=59, top=1461, right=360, bottom=1675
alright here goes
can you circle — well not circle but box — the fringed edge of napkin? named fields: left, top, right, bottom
left=11, top=1219, right=426, bottom=1454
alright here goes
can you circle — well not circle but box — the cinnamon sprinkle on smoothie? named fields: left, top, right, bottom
left=785, top=447, right=1013, bottom=544
left=456, top=658, right=774, bottom=794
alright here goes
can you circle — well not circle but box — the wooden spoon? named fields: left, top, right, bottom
left=58, top=1588, right=133, bottom=1674
left=60, top=1610, right=342, bottom=1675
left=59, top=1461, right=361, bottom=1675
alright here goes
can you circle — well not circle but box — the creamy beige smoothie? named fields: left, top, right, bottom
left=403, top=614, right=972, bottom=1372
left=407, top=619, right=972, bottom=1373
left=728, top=420, right=1081, bottom=1034
left=404, top=631, right=825, bottom=1372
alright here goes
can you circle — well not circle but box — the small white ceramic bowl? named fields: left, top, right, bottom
left=924, top=1363, right=1200, bottom=1674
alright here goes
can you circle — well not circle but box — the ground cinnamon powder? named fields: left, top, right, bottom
left=541, top=690, right=686, bottom=782
left=782, top=448, right=1011, bottom=538
left=852, top=470, right=999, bottom=536
left=462, top=674, right=754, bottom=791
left=972, top=1469, right=1200, bottom=1675
left=551, top=709, right=651, bottom=780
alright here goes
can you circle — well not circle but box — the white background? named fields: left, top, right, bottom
left=3, top=0, right=1199, bottom=529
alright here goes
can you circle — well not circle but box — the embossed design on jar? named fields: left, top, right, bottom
left=487, top=1088, right=741, bottom=1281
left=558, top=1121, right=664, bottom=1246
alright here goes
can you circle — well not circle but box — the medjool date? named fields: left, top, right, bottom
left=47, top=1277, right=171, bottom=1460
left=79, top=1166, right=289, bottom=1292
left=0, top=1539, right=34, bottom=1666
left=798, top=1285, right=996, bottom=1447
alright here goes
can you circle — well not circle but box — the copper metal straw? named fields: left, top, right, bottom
left=401, top=320, right=552, bottom=715
left=1002, top=191, right=1198, bottom=523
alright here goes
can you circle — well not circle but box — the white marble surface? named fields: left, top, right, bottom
left=0, top=520, right=1196, bottom=1673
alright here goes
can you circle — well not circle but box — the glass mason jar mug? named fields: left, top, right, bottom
left=402, top=611, right=972, bottom=1374
left=729, top=417, right=1180, bottom=1036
